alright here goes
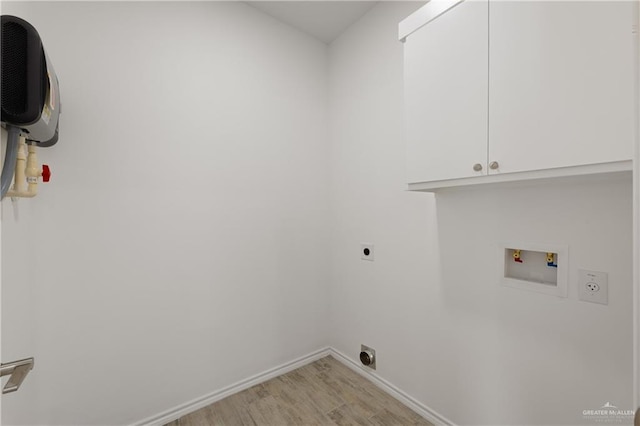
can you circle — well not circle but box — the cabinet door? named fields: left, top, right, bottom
left=404, top=0, right=488, bottom=184
left=488, top=1, right=635, bottom=174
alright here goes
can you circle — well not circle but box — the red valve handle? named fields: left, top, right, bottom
left=42, top=165, right=51, bottom=182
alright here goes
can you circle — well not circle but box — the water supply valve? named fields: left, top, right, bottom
left=41, top=165, right=51, bottom=182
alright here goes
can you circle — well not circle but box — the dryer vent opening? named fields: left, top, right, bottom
left=359, top=345, right=376, bottom=370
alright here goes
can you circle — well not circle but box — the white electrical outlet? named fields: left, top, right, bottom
left=361, top=244, right=374, bottom=261
left=578, top=269, right=608, bottom=305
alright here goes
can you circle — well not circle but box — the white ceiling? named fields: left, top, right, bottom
left=247, top=1, right=378, bottom=44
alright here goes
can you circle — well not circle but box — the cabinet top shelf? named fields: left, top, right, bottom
left=407, top=161, right=632, bottom=193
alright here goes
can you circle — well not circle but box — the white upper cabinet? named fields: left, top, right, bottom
left=488, top=1, right=635, bottom=175
left=403, top=0, right=488, bottom=184
left=401, top=1, right=636, bottom=190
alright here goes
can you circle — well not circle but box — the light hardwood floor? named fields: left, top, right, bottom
left=166, top=355, right=433, bottom=426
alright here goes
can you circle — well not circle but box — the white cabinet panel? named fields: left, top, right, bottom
left=404, top=0, right=488, bottom=184
left=488, top=1, right=635, bottom=175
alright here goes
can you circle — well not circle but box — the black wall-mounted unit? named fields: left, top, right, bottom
left=1, top=15, right=60, bottom=146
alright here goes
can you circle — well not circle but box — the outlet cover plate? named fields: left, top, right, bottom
left=361, top=244, right=374, bottom=261
left=578, top=269, right=608, bottom=305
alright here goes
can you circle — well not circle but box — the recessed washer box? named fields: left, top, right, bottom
left=498, top=242, right=568, bottom=297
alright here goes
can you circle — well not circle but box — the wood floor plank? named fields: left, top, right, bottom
left=370, top=407, right=434, bottom=426
left=287, top=366, right=346, bottom=414
left=222, top=392, right=259, bottom=426
left=311, top=363, right=382, bottom=419
left=166, top=356, right=431, bottom=426
left=327, top=403, right=373, bottom=426
left=271, top=374, right=336, bottom=424
left=207, top=397, right=245, bottom=426
left=321, top=358, right=428, bottom=425
left=260, top=376, right=319, bottom=424
left=176, top=406, right=219, bottom=426
left=246, top=395, right=291, bottom=425
left=369, top=408, right=410, bottom=426
left=202, top=405, right=230, bottom=426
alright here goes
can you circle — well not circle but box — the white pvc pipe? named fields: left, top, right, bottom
left=7, top=142, right=39, bottom=199
left=11, top=139, right=26, bottom=193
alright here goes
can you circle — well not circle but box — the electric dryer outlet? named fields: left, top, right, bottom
left=361, top=244, right=374, bottom=261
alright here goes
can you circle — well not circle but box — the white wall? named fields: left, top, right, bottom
left=0, top=2, right=330, bottom=425
left=328, top=3, right=634, bottom=425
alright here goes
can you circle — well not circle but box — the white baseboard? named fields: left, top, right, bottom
left=132, top=346, right=456, bottom=426
left=131, top=347, right=332, bottom=426
left=328, top=348, right=456, bottom=426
